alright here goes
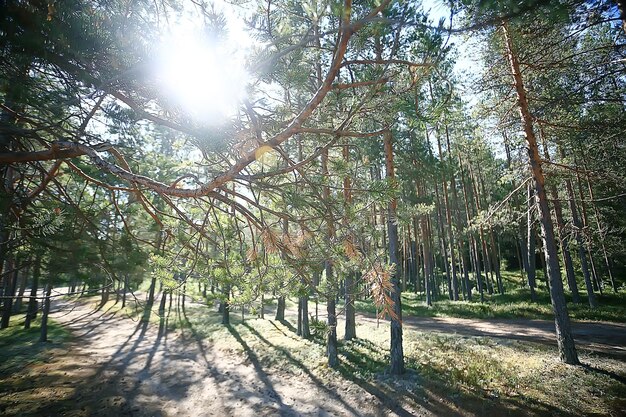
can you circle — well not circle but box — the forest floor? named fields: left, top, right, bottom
left=0, top=294, right=625, bottom=417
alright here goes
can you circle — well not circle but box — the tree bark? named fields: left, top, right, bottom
left=503, top=23, right=579, bottom=364
left=527, top=184, right=538, bottom=302
left=343, top=140, right=356, bottom=340
left=221, top=285, right=230, bottom=325
left=24, top=257, right=40, bottom=329
left=561, top=150, right=597, bottom=308
left=39, top=284, right=52, bottom=343
left=438, top=127, right=459, bottom=300
left=385, top=130, right=404, bottom=375
left=321, top=147, right=338, bottom=367
left=539, top=134, right=580, bottom=303
left=275, top=296, right=285, bottom=321
left=0, top=259, right=18, bottom=329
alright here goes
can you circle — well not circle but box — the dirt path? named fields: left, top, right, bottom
left=2, top=299, right=427, bottom=417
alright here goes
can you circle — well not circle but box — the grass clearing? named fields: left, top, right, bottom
left=0, top=316, right=71, bottom=376
left=354, top=274, right=626, bottom=323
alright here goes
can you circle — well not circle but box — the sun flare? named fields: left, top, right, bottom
left=157, top=33, right=247, bottom=123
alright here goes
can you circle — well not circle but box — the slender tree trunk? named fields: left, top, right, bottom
left=439, top=127, right=459, bottom=300
left=1, top=259, right=18, bottom=329
left=13, top=263, right=28, bottom=313
left=446, top=127, right=471, bottom=300
left=503, top=23, right=579, bottom=364
left=39, top=283, right=52, bottom=343
left=122, top=274, right=128, bottom=308
left=275, top=296, right=285, bottom=321
left=299, top=294, right=310, bottom=338
left=561, top=151, right=597, bottom=308
left=420, top=214, right=432, bottom=306
left=326, top=264, right=339, bottom=368
left=575, top=165, right=603, bottom=294
left=459, top=160, right=483, bottom=301
left=321, top=147, right=338, bottom=367
left=24, top=257, right=40, bottom=329
left=540, top=134, right=580, bottom=303
left=583, top=168, right=617, bottom=292
left=221, top=285, right=230, bottom=325
left=434, top=181, right=453, bottom=300
left=527, top=184, right=538, bottom=302
left=385, top=130, right=404, bottom=375
left=343, top=140, right=356, bottom=340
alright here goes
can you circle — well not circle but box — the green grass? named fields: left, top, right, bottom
left=354, top=269, right=626, bottom=323
left=0, top=316, right=71, bottom=375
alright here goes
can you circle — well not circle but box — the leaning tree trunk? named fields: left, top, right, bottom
left=503, top=23, right=579, bottom=364
left=385, top=130, right=405, bottom=375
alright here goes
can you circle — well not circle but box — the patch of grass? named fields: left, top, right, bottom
left=0, top=316, right=71, bottom=375
left=354, top=278, right=626, bottom=323
left=337, top=319, right=626, bottom=416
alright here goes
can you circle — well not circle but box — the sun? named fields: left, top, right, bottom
left=156, top=32, right=248, bottom=123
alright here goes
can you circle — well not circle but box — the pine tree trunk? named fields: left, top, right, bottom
left=503, top=23, right=579, bottom=364
left=583, top=165, right=617, bottom=292
left=122, top=274, right=128, bottom=308
left=24, top=257, right=40, bottom=329
left=343, top=141, right=356, bottom=340
left=434, top=181, right=453, bottom=300
left=575, top=166, right=603, bottom=294
left=275, top=296, right=285, bottom=321
left=446, top=127, right=471, bottom=300
left=321, top=147, right=338, bottom=367
left=344, top=272, right=356, bottom=340
left=459, top=160, right=483, bottom=301
left=13, top=263, right=28, bottom=313
left=539, top=136, right=580, bottom=303
left=1, top=259, right=18, bottom=329
left=39, top=284, right=52, bottom=343
left=527, top=184, right=538, bottom=302
left=300, top=294, right=310, bottom=338
left=221, top=286, right=230, bottom=325
left=438, top=129, right=459, bottom=300
left=385, top=130, right=404, bottom=375
left=562, top=159, right=597, bottom=308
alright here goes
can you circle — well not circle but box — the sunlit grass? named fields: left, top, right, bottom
left=353, top=269, right=626, bottom=323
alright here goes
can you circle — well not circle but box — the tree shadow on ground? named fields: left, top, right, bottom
left=337, top=337, right=581, bottom=417
left=240, top=321, right=373, bottom=417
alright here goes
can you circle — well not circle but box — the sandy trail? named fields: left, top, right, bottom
left=28, top=299, right=424, bottom=417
